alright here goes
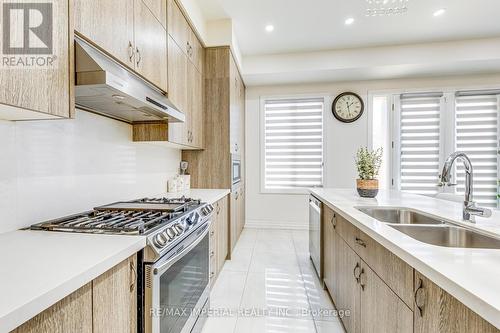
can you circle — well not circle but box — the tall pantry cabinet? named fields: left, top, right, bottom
left=182, top=46, right=246, bottom=255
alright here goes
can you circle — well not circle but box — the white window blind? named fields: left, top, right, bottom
left=455, top=93, right=499, bottom=207
left=263, top=98, right=324, bottom=190
left=399, top=94, right=443, bottom=195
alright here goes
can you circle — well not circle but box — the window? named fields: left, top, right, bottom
left=397, top=93, right=443, bottom=196
left=455, top=93, right=499, bottom=207
left=391, top=90, right=500, bottom=208
left=262, top=97, right=324, bottom=192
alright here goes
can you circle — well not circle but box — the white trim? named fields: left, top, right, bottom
left=259, top=93, right=328, bottom=195
left=245, top=219, right=308, bottom=230
left=392, top=94, right=402, bottom=190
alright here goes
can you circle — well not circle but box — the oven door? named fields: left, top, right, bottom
left=145, top=223, right=210, bottom=333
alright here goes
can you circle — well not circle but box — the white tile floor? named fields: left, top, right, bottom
left=202, top=229, right=345, bottom=333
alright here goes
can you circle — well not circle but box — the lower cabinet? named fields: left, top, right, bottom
left=323, top=204, right=500, bottom=333
left=11, top=284, right=92, bottom=333
left=230, top=186, right=245, bottom=253
left=208, top=195, right=230, bottom=287
left=93, top=255, right=137, bottom=333
left=414, top=272, right=499, bottom=333
left=10, top=255, right=137, bottom=333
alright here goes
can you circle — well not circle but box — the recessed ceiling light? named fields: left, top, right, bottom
left=433, top=8, right=446, bottom=17
left=265, top=24, right=274, bottom=32
left=345, top=17, right=355, bottom=25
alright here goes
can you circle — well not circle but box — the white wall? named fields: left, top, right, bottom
left=245, top=74, right=500, bottom=229
left=0, top=110, right=181, bottom=233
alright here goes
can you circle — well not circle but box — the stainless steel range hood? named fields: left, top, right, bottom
left=75, top=36, right=185, bottom=124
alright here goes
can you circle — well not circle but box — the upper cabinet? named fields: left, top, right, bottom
left=0, top=0, right=73, bottom=120
left=74, top=0, right=167, bottom=92
left=134, top=0, right=204, bottom=149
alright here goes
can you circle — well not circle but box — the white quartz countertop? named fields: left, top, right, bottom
left=0, top=231, right=145, bottom=333
left=309, top=188, right=500, bottom=329
left=0, top=189, right=230, bottom=333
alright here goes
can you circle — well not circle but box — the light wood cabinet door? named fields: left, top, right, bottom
left=167, top=35, right=189, bottom=145
left=414, top=272, right=498, bottom=333
left=216, top=196, right=229, bottom=272
left=238, top=185, right=245, bottom=235
left=188, top=65, right=203, bottom=148
left=333, top=236, right=361, bottom=333
left=11, top=284, right=92, bottom=333
left=229, top=56, right=241, bottom=155
left=93, top=255, right=137, bottom=333
left=141, top=0, right=166, bottom=28
left=209, top=215, right=218, bottom=286
left=75, top=0, right=135, bottom=68
left=0, top=0, right=73, bottom=120
left=230, top=188, right=240, bottom=252
left=188, top=30, right=204, bottom=72
left=323, top=206, right=335, bottom=292
left=167, top=0, right=189, bottom=55
left=134, top=0, right=167, bottom=92
left=360, top=262, right=413, bottom=333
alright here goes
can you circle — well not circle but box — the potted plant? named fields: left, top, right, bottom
left=355, top=147, right=383, bottom=198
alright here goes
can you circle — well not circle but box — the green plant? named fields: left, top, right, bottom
left=355, top=147, right=383, bottom=180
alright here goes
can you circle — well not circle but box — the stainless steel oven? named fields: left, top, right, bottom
left=145, top=222, right=210, bottom=333
left=232, top=155, right=242, bottom=185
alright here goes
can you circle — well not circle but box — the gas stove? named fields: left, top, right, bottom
left=31, top=196, right=214, bottom=261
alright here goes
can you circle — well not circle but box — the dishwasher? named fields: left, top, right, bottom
left=309, top=195, right=322, bottom=278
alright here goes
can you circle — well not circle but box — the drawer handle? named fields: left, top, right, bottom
left=414, top=278, right=426, bottom=317
left=210, top=272, right=215, bottom=278
left=128, top=41, right=134, bottom=62
left=355, top=237, right=367, bottom=248
left=217, top=206, right=221, bottom=215
left=210, top=230, right=215, bottom=236
left=359, top=268, right=366, bottom=291
left=353, top=262, right=361, bottom=283
left=210, top=251, right=215, bottom=257
left=129, top=260, right=137, bottom=293
left=135, top=47, right=141, bottom=66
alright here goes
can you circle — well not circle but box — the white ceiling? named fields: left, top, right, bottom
left=196, top=0, right=500, bottom=56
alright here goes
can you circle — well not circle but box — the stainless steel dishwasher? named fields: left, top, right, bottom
left=309, top=195, right=322, bottom=278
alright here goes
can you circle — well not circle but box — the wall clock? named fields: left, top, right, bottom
left=332, top=92, right=364, bottom=123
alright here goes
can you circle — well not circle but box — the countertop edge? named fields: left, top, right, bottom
left=1, top=238, right=146, bottom=333
left=310, top=189, right=500, bottom=330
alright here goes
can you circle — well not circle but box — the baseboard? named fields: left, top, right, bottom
left=245, top=219, right=308, bottom=230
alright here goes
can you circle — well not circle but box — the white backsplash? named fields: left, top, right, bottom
left=0, top=110, right=181, bottom=233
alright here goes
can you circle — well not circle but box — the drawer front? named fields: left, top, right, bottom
left=334, top=213, right=360, bottom=250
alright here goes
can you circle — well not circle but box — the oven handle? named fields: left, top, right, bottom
left=153, top=223, right=210, bottom=276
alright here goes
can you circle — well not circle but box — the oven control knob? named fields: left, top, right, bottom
left=153, top=233, right=167, bottom=248
left=166, top=228, right=176, bottom=238
left=162, top=230, right=171, bottom=242
left=174, top=224, right=184, bottom=234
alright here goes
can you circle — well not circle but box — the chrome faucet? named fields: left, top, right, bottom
left=439, top=152, right=492, bottom=221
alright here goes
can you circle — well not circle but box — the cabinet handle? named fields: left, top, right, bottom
left=217, top=205, right=221, bottom=215
left=129, top=260, right=137, bottom=293
left=210, top=271, right=215, bottom=278
left=210, top=230, right=215, bottom=237
left=210, top=251, right=215, bottom=258
left=330, top=213, right=336, bottom=229
left=355, top=237, right=367, bottom=248
left=235, top=143, right=239, bottom=151
left=359, top=268, right=366, bottom=291
left=353, top=262, right=361, bottom=283
left=414, top=278, right=426, bottom=317
left=128, top=41, right=134, bottom=62
left=135, top=47, right=141, bottom=66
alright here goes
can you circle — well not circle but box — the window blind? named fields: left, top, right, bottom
left=263, top=98, right=324, bottom=189
left=399, top=94, right=443, bottom=195
left=455, top=94, right=499, bottom=207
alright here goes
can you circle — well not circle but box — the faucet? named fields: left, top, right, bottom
left=439, top=152, right=492, bottom=221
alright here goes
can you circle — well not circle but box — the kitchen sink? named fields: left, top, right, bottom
left=356, top=207, right=445, bottom=225
left=389, top=225, right=500, bottom=249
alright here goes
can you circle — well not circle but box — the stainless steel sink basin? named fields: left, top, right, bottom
left=389, top=225, right=500, bottom=249
left=357, top=207, right=445, bottom=225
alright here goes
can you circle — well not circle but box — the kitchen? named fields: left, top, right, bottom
left=0, top=0, right=500, bottom=333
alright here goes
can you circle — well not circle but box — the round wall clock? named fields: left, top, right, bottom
left=332, top=92, right=364, bottom=123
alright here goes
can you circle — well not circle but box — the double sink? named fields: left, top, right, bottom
left=356, top=207, right=500, bottom=249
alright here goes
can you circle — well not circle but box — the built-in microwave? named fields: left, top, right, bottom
left=232, top=155, right=241, bottom=185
